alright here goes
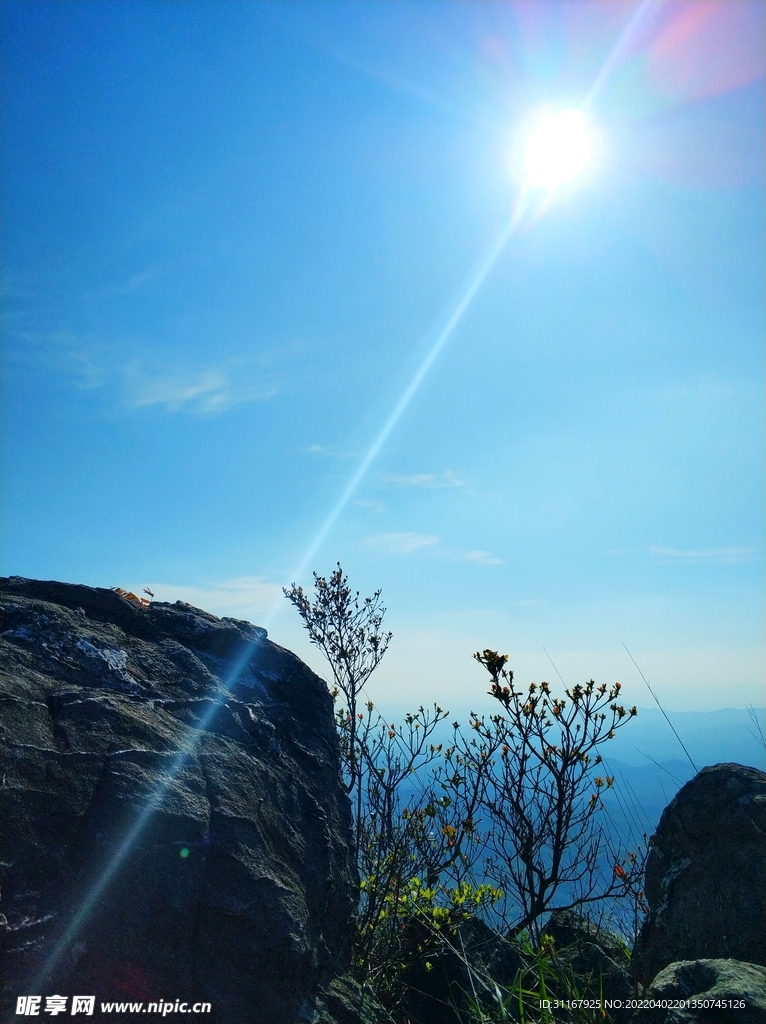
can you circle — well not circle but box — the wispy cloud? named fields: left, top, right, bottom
left=68, top=341, right=111, bottom=391
left=656, top=375, right=738, bottom=405
left=6, top=329, right=305, bottom=416
left=364, top=533, right=501, bottom=564
left=298, top=443, right=355, bottom=458
left=123, top=364, right=277, bottom=414
left=126, top=576, right=284, bottom=621
left=438, top=549, right=503, bottom=566
left=381, top=470, right=466, bottom=489
left=5, top=329, right=110, bottom=388
left=364, top=532, right=439, bottom=555
left=648, top=545, right=758, bottom=565
left=355, top=499, right=385, bottom=513
left=87, top=265, right=164, bottom=299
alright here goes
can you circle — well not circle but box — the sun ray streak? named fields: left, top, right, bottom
left=29, top=4, right=662, bottom=984
left=278, top=13, right=667, bottom=592
left=583, top=0, right=662, bottom=110
left=285, top=188, right=530, bottom=590
left=30, top=195, right=530, bottom=991
left=29, top=639, right=262, bottom=990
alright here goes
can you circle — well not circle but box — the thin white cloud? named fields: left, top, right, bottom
left=126, top=368, right=225, bottom=408
left=656, top=375, right=737, bottom=405
left=354, top=499, right=385, bottom=513
left=382, top=473, right=436, bottom=487
left=363, top=534, right=501, bottom=563
left=365, top=532, right=439, bottom=555
left=123, top=363, right=278, bottom=414
left=439, top=549, right=503, bottom=566
left=381, top=469, right=466, bottom=489
left=648, top=545, right=758, bottom=565
left=88, top=266, right=163, bottom=299
left=123, top=268, right=158, bottom=292
left=68, top=344, right=111, bottom=391
left=6, top=329, right=110, bottom=390
left=7, top=329, right=301, bottom=416
left=298, top=443, right=355, bottom=458
left=127, top=576, right=284, bottom=621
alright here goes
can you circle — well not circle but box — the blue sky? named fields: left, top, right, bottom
left=2, top=0, right=763, bottom=715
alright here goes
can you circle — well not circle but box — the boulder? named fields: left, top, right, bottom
left=400, top=911, right=632, bottom=1024
left=631, top=959, right=766, bottom=1024
left=543, top=910, right=633, bottom=1004
left=399, top=915, right=525, bottom=1024
left=631, top=763, right=766, bottom=986
left=0, top=577, right=356, bottom=1024
left=308, top=974, right=390, bottom=1024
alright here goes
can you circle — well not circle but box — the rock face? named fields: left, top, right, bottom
left=544, top=911, right=633, bottom=1005
left=399, top=916, right=526, bottom=1024
left=631, top=763, right=766, bottom=986
left=0, top=577, right=356, bottom=1024
left=397, top=911, right=632, bottom=1024
left=632, top=959, right=766, bottom=1024
left=311, top=975, right=389, bottom=1024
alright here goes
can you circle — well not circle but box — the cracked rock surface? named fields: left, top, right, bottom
left=633, top=959, right=766, bottom=1024
left=0, top=577, right=356, bottom=1024
left=631, top=762, right=766, bottom=987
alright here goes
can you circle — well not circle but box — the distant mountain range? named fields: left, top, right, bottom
left=385, top=703, right=765, bottom=840
left=598, top=706, right=766, bottom=771
left=598, top=706, right=765, bottom=842
left=368, top=703, right=764, bottom=934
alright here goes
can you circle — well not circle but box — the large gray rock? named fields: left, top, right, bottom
left=0, top=577, right=356, bottom=1024
left=399, top=911, right=632, bottom=1024
left=631, top=763, right=766, bottom=986
left=632, top=959, right=766, bottom=1024
left=309, top=974, right=390, bottom=1024
left=398, top=915, right=526, bottom=1024
left=544, top=910, right=633, bottom=1005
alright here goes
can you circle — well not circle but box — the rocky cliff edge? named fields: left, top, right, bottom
left=0, top=577, right=356, bottom=1024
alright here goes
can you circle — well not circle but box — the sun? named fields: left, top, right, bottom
left=523, top=109, right=592, bottom=190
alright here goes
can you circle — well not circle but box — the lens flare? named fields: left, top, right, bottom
left=27, top=2, right=658, bottom=993
left=523, top=109, right=591, bottom=190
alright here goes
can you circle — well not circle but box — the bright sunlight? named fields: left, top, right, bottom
left=523, top=108, right=592, bottom=189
